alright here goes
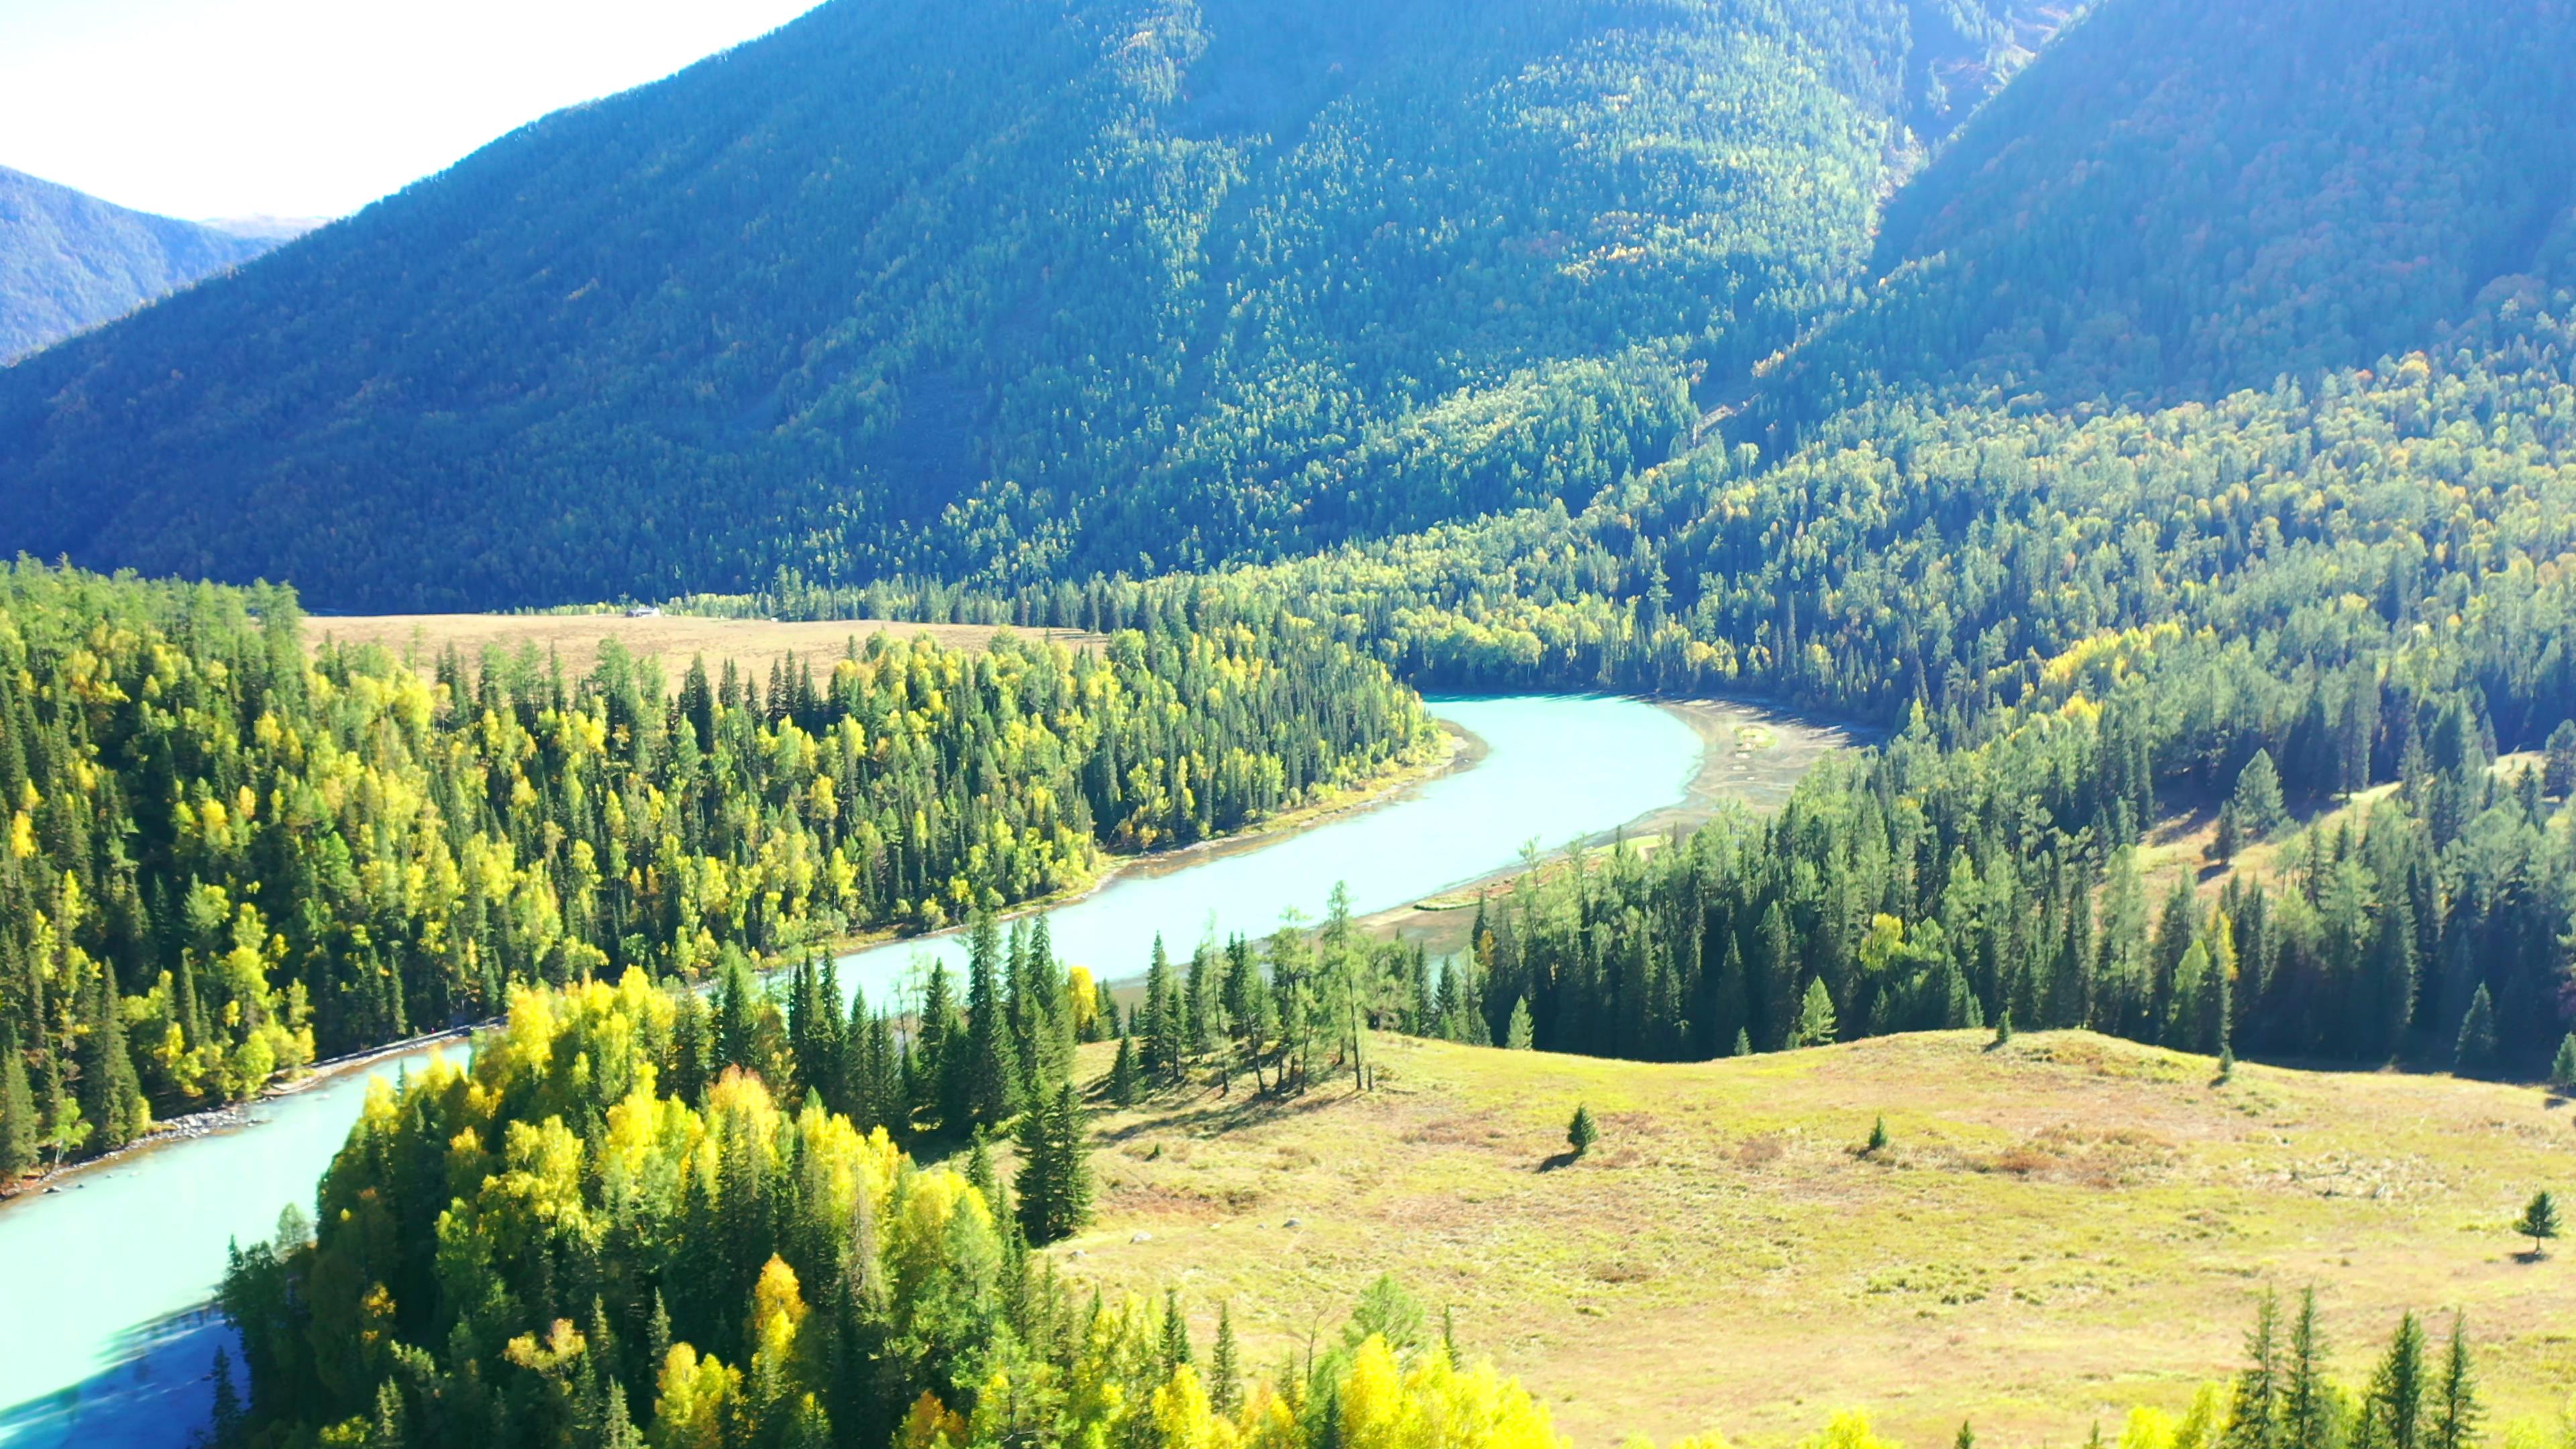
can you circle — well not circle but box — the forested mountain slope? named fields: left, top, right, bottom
left=1762, top=0, right=2576, bottom=426
left=0, top=0, right=2039, bottom=610
left=0, top=166, right=275, bottom=364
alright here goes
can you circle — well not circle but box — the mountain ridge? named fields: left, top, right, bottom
left=0, top=165, right=279, bottom=364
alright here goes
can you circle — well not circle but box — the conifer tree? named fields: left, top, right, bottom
left=1161, top=1289, right=1195, bottom=1371
left=2545, top=720, right=2576, bottom=798
left=963, top=912, right=1018, bottom=1128
left=0, top=1018, right=36, bottom=1178
left=1144, top=934, right=1182, bottom=1083
left=1992, top=1008, right=2013, bottom=1048
left=1956, top=1423, right=1976, bottom=1449
left=1210, top=1302, right=1243, bottom=1414
left=1505, top=996, right=1534, bottom=1050
left=2285, top=1289, right=2332, bottom=1449
left=1733, top=1028, right=1754, bottom=1058
left=716, top=956, right=761, bottom=1076
left=2514, top=1191, right=2559, bottom=1256
left=2553, top=1034, right=2576, bottom=1092
left=2432, top=1314, right=2479, bottom=1449
left=1792, top=976, right=1838, bottom=1047
left=2359, top=1312, right=2427, bottom=1449
left=1567, top=1104, right=1597, bottom=1157
left=918, top=962, right=963, bottom=1130
left=2454, top=985, right=2498, bottom=1077
left=208, top=1346, right=245, bottom=1449
left=965, top=1128, right=1000, bottom=1205
left=2233, top=751, right=2288, bottom=840
left=1109, top=1033, right=1139, bottom=1107
left=1013, top=1082, right=1093, bottom=1246
left=77, top=974, right=148, bottom=1152
left=1866, top=1115, right=1890, bottom=1154
left=2224, top=1291, right=2284, bottom=1449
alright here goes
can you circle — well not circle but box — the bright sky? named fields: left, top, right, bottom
left=0, top=0, right=827, bottom=221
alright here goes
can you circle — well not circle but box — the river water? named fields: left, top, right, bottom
left=0, top=695, right=1709, bottom=1447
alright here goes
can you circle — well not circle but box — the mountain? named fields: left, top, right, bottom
left=0, top=166, right=279, bottom=364
left=1762, top=0, right=2576, bottom=425
left=0, top=0, right=2049, bottom=611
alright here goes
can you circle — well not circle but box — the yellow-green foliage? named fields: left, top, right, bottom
left=0, top=561, right=1425, bottom=1169
left=218, top=976, right=1568, bottom=1449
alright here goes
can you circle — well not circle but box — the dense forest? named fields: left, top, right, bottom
left=0, top=0, right=2062, bottom=609
left=213, top=975, right=2508, bottom=1449
left=0, top=561, right=1426, bottom=1175
left=1763, top=0, right=2576, bottom=429
left=1232, top=305, right=2576, bottom=1074
left=0, top=164, right=276, bottom=364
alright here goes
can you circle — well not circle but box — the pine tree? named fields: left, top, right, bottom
left=209, top=1345, right=245, bottom=1449
left=2514, top=1191, right=2559, bottom=1256
left=1505, top=996, right=1534, bottom=1051
left=2359, top=1312, right=2427, bottom=1449
left=2453, top=985, right=2498, bottom=1077
left=1992, top=1007, right=2014, bottom=1049
left=2223, top=1291, right=2284, bottom=1449
left=77, top=974, right=148, bottom=1152
left=0, top=1018, right=36, bottom=1178
left=1956, top=1422, right=1976, bottom=1449
left=2544, top=720, right=2576, bottom=798
left=1109, top=1033, right=1139, bottom=1107
left=1865, top=1115, right=1890, bottom=1155
left=1733, top=1028, right=1754, bottom=1058
left=965, top=1128, right=999, bottom=1205
left=1567, top=1104, right=1597, bottom=1157
left=918, top=962, right=963, bottom=1130
left=1144, top=934, right=1183, bottom=1084
left=2553, top=1034, right=2576, bottom=1092
left=963, top=912, right=1017, bottom=1128
left=1792, top=976, right=1838, bottom=1047
left=716, top=955, right=761, bottom=1075
left=2432, top=1314, right=2479, bottom=1449
left=2233, top=751, right=2288, bottom=840
left=601, top=1378, right=644, bottom=1449
left=1210, top=1302, right=1243, bottom=1414
left=1015, top=1083, right=1093, bottom=1244
left=2212, top=804, right=2242, bottom=864
left=1161, top=1288, right=1195, bottom=1371
left=2285, top=1289, right=2331, bottom=1449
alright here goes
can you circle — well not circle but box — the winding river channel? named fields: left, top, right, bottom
left=0, top=694, right=1821, bottom=1448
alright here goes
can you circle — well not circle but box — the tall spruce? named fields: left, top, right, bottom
left=2359, top=1312, right=2427, bottom=1449
left=963, top=912, right=1018, bottom=1128
left=2224, top=1291, right=2284, bottom=1449
left=0, top=1018, right=36, bottom=1177
left=2432, top=1315, right=2479, bottom=1449
left=2286, top=1289, right=2332, bottom=1449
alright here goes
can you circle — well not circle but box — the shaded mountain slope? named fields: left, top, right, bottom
left=0, top=166, right=276, bottom=364
left=1760, top=0, right=2576, bottom=425
left=0, top=0, right=2029, bottom=608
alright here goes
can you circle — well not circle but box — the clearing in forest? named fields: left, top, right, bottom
left=1040, top=1030, right=2576, bottom=1449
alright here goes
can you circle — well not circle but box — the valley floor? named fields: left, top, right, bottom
left=1038, top=1032, right=2576, bottom=1448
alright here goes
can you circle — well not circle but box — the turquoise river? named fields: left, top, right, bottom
left=0, top=695, right=1713, bottom=1447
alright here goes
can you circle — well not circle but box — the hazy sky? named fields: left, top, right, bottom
left=0, top=0, right=827, bottom=221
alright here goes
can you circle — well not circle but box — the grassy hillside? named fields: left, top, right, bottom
left=1042, top=1031, right=2576, bottom=1448
left=0, top=0, right=2053, bottom=610
left=0, top=165, right=274, bottom=363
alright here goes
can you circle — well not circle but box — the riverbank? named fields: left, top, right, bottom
left=1355, top=696, right=1858, bottom=958
left=819, top=717, right=1468, bottom=959
left=0, top=1025, right=480, bottom=1207
left=0, top=727, right=1463, bottom=1207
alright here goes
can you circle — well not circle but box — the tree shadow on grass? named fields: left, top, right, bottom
left=1535, top=1150, right=1578, bottom=1173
